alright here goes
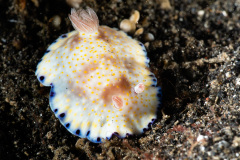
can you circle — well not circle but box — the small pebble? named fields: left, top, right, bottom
left=129, top=10, right=140, bottom=23
left=120, top=10, right=141, bottom=33
left=144, top=33, right=155, bottom=41
left=199, top=146, right=205, bottom=152
left=232, top=136, right=240, bottom=147
left=197, top=135, right=208, bottom=142
left=134, top=28, right=144, bottom=36
left=51, top=15, right=61, bottom=28
left=120, top=19, right=136, bottom=33
left=225, top=72, right=231, bottom=78
left=222, top=11, right=228, bottom=17
left=215, top=140, right=229, bottom=149
left=236, top=78, right=240, bottom=86
left=160, top=0, right=172, bottom=10
left=31, top=0, right=39, bottom=7
left=198, top=10, right=205, bottom=17
left=66, top=0, right=82, bottom=8
left=46, top=131, right=53, bottom=139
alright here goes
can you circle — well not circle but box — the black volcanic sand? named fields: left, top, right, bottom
left=1, top=0, right=240, bottom=159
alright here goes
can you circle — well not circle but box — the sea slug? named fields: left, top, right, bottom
left=36, top=7, right=162, bottom=143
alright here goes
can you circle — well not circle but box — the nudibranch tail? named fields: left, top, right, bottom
left=69, top=7, right=99, bottom=33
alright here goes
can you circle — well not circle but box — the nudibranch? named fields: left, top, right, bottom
left=36, top=7, right=162, bottom=143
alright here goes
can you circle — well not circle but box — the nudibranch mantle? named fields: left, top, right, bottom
left=36, top=7, right=162, bottom=143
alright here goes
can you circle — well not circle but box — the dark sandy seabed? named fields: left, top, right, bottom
left=0, top=0, right=240, bottom=159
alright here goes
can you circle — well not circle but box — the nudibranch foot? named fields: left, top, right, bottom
left=36, top=7, right=162, bottom=143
